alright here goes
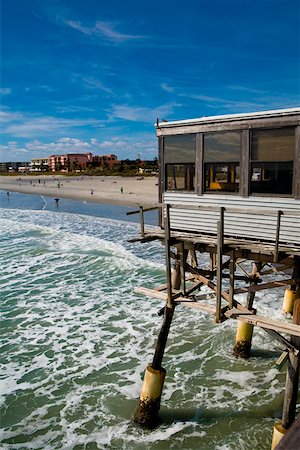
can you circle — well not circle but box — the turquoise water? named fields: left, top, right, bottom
left=0, top=191, right=288, bottom=449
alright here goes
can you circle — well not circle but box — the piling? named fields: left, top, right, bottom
left=282, top=288, right=297, bottom=314
left=282, top=260, right=300, bottom=314
left=133, top=204, right=175, bottom=428
left=133, top=305, right=175, bottom=428
left=271, top=270, right=300, bottom=448
left=233, top=312, right=256, bottom=359
left=233, top=263, right=261, bottom=358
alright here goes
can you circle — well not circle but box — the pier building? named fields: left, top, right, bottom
left=130, top=107, right=300, bottom=448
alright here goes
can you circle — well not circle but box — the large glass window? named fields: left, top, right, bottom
left=204, top=131, right=241, bottom=193
left=164, top=134, right=196, bottom=191
left=250, top=128, right=295, bottom=195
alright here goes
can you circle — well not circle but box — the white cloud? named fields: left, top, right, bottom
left=95, top=21, right=144, bottom=42
left=161, top=83, right=175, bottom=93
left=1, top=113, right=102, bottom=138
left=0, top=88, right=11, bottom=95
left=64, top=19, right=145, bottom=43
left=81, top=76, right=113, bottom=94
left=109, top=102, right=181, bottom=122
left=0, top=136, right=157, bottom=161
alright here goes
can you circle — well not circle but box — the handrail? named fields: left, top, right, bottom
left=126, top=205, right=160, bottom=237
left=156, top=202, right=300, bottom=217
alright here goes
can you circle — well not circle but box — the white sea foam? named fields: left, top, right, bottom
left=0, top=206, right=290, bottom=449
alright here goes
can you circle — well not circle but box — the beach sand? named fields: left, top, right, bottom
left=0, top=175, right=159, bottom=207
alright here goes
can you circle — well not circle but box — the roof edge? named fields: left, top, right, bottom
left=155, top=107, right=300, bottom=128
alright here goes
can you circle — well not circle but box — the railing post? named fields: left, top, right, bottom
left=274, top=210, right=283, bottom=263
left=140, top=206, right=145, bottom=238
left=164, top=204, right=173, bottom=309
left=216, top=207, right=225, bottom=323
left=229, top=250, right=235, bottom=310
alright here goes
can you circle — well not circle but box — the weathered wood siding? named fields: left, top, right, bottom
left=163, top=192, right=300, bottom=245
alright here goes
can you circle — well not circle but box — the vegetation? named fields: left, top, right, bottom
left=0, top=158, right=158, bottom=177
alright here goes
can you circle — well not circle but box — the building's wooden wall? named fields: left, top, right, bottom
left=163, top=192, right=300, bottom=245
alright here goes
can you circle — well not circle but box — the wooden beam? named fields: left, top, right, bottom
left=216, top=207, right=225, bottom=322
left=136, top=285, right=300, bottom=352
left=164, top=204, right=173, bottom=308
left=282, top=296, right=300, bottom=428
left=229, top=250, right=235, bottom=309
left=225, top=308, right=300, bottom=339
left=274, top=210, right=283, bottom=263
left=234, top=278, right=296, bottom=295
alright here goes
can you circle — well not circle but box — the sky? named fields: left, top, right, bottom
left=1, top=0, right=299, bottom=162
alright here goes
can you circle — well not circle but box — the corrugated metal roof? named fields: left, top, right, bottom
left=156, top=107, right=300, bottom=128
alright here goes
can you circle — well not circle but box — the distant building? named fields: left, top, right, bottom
left=48, top=153, right=93, bottom=172
left=30, top=158, right=49, bottom=172
left=0, top=161, right=30, bottom=173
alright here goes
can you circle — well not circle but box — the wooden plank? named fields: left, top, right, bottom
left=136, top=285, right=300, bottom=351
left=166, top=202, right=300, bottom=216
left=234, top=278, right=295, bottom=295
left=274, top=210, right=283, bottom=262
left=164, top=204, right=173, bottom=307
left=225, top=309, right=300, bottom=338
left=216, top=208, right=224, bottom=322
left=229, top=250, right=235, bottom=309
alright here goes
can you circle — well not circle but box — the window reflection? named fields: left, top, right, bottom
left=250, top=128, right=294, bottom=195
left=164, top=134, right=196, bottom=191
left=166, top=164, right=195, bottom=191
left=204, top=131, right=241, bottom=193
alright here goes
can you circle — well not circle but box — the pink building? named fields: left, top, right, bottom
left=48, top=153, right=93, bottom=172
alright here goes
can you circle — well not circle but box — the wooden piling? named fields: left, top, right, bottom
left=133, top=204, right=176, bottom=428
left=272, top=258, right=300, bottom=448
left=282, top=295, right=300, bottom=429
left=233, top=262, right=261, bottom=358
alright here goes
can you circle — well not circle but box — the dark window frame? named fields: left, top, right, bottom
left=163, top=134, right=196, bottom=193
left=203, top=130, right=242, bottom=194
left=161, top=125, right=299, bottom=199
left=249, top=127, right=295, bottom=197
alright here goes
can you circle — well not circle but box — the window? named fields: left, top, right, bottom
left=204, top=131, right=241, bottom=193
left=250, top=128, right=295, bottom=195
left=164, top=134, right=196, bottom=191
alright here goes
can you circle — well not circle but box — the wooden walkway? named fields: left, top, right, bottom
left=130, top=226, right=300, bottom=259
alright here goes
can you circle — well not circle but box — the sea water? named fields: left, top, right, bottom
left=0, top=191, right=289, bottom=449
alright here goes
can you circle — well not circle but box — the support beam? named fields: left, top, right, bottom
left=216, top=207, right=225, bottom=323
left=282, top=296, right=300, bottom=428
left=164, top=204, right=173, bottom=308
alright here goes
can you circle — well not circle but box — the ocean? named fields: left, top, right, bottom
left=0, top=191, right=288, bottom=449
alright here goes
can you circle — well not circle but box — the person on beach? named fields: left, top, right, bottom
left=120, top=186, right=123, bottom=194
left=91, top=189, right=94, bottom=195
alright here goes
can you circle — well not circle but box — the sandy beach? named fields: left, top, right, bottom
left=0, top=175, right=159, bottom=207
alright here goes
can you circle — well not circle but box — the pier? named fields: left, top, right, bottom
left=130, top=108, right=300, bottom=448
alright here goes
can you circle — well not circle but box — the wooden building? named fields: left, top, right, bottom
left=132, top=107, right=300, bottom=448
left=157, top=107, right=300, bottom=243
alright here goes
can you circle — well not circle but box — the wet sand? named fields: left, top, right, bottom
left=0, top=175, right=159, bottom=207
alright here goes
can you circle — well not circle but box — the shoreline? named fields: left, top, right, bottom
left=0, top=175, right=159, bottom=207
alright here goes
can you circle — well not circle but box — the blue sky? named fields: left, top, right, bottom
left=1, top=0, right=299, bottom=161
